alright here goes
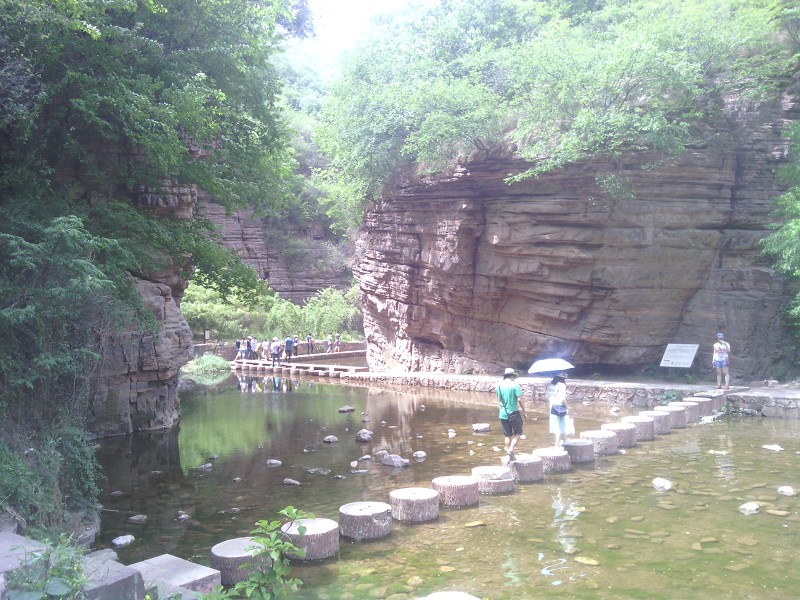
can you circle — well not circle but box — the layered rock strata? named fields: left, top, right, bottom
left=355, top=88, right=800, bottom=378
left=197, top=193, right=352, bottom=304
left=87, top=182, right=195, bottom=436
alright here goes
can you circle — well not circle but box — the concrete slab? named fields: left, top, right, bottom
left=83, top=549, right=145, bottom=600
left=0, top=532, right=45, bottom=575
left=128, top=553, right=220, bottom=595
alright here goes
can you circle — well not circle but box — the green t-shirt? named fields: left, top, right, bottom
left=496, top=379, right=522, bottom=419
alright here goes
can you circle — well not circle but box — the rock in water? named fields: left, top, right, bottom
left=762, top=444, right=784, bottom=451
left=112, top=535, right=135, bottom=547
left=338, top=405, right=356, bottom=413
left=652, top=477, right=672, bottom=492
left=739, top=502, right=759, bottom=515
left=778, top=486, right=796, bottom=496
left=471, top=423, right=490, bottom=433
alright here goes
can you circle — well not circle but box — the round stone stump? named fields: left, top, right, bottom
left=563, top=439, right=595, bottom=464
left=620, top=416, right=655, bottom=441
left=531, top=447, right=571, bottom=474
left=471, top=466, right=515, bottom=495
left=280, top=518, right=339, bottom=561
left=712, top=393, right=726, bottom=412
left=689, top=396, right=714, bottom=417
left=580, top=430, right=619, bottom=455
left=600, top=422, right=638, bottom=448
left=639, top=410, right=672, bottom=435
left=501, top=454, right=544, bottom=482
left=390, top=488, right=440, bottom=523
left=338, top=501, right=392, bottom=541
left=211, top=537, right=270, bottom=585
left=653, top=405, right=687, bottom=429
left=431, top=476, right=480, bottom=508
left=669, top=401, right=700, bottom=423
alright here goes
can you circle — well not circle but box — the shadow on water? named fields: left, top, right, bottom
left=96, top=376, right=800, bottom=599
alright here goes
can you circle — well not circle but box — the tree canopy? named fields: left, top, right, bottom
left=0, top=0, right=307, bottom=527
left=315, top=0, right=797, bottom=230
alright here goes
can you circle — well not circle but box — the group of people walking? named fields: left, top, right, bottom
left=497, top=331, right=732, bottom=454
left=235, top=331, right=344, bottom=364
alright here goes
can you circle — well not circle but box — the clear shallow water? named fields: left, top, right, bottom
left=96, top=376, right=800, bottom=599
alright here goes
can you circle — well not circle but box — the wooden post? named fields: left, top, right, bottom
left=338, top=502, right=392, bottom=541
left=620, top=416, right=655, bottom=441
left=431, top=476, right=480, bottom=508
left=280, top=518, right=339, bottom=561
left=210, top=537, right=269, bottom=585
left=389, top=488, right=440, bottom=523
left=563, top=439, right=595, bottom=464
left=638, top=410, right=672, bottom=435
left=579, top=430, right=619, bottom=455
left=600, top=422, right=638, bottom=448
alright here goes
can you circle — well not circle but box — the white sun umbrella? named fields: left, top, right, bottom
left=528, top=358, right=575, bottom=374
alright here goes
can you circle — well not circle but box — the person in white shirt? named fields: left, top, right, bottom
left=712, top=332, right=731, bottom=390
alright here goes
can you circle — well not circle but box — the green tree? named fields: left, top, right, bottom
left=763, top=122, right=800, bottom=341
left=315, top=0, right=795, bottom=229
left=0, top=0, right=306, bottom=528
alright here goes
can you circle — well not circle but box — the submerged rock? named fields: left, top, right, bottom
left=738, top=502, right=759, bottom=515
left=112, top=535, right=135, bottom=547
left=127, top=515, right=147, bottom=524
left=652, top=478, right=672, bottom=492
left=778, top=486, right=796, bottom=496
left=381, top=454, right=410, bottom=468
left=338, top=405, right=356, bottom=413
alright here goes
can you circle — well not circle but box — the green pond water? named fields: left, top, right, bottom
left=96, top=375, right=800, bottom=599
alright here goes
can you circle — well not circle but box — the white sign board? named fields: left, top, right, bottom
left=660, top=344, right=699, bottom=368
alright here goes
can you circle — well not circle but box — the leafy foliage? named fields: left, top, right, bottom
left=5, top=534, right=87, bottom=599
left=763, top=122, right=800, bottom=348
left=0, top=0, right=305, bottom=527
left=181, top=283, right=363, bottom=342
left=315, top=0, right=795, bottom=229
left=206, top=507, right=312, bottom=600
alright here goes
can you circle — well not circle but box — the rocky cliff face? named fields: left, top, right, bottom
left=87, top=182, right=195, bottom=437
left=198, top=193, right=352, bottom=304
left=355, top=87, right=800, bottom=379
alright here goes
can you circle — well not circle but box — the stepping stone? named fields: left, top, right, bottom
left=501, top=453, right=544, bottom=482
left=431, top=476, right=480, bottom=508
left=210, top=537, right=269, bottom=586
left=580, top=430, right=619, bottom=455
left=390, top=488, right=440, bottom=523
left=688, top=396, right=714, bottom=417
left=531, top=447, right=571, bottom=473
left=653, top=405, right=687, bottom=429
left=563, top=439, right=595, bottom=464
left=669, top=401, right=700, bottom=423
left=83, top=549, right=145, bottom=600
left=639, top=410, right=672, bottom=435
left=338, top=501, right=392, bottom=540
left=601, top=422, right=638, bottom=448
left=471, top=466, right=515, bottom=495
left=128, top=553, right=220, bottom=595
left=281, top=518, right=339, bottom=561
left=620, top=416, right=655, bottom=441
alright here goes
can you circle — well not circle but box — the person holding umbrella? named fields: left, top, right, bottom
left=547, top=372, right=569, bottom=447
left=496, top=367, right=527, bottom=461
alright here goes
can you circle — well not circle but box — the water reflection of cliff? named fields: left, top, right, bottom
left=362, top=386, right=495, bottom=455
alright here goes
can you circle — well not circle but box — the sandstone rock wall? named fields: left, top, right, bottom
left=87, top=182, right=196, bottom=437
left=197, top=193, right=352, bottom=304
left=355, top=87, right=799, bottom=379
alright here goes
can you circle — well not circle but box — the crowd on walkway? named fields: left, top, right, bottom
left=234, top=331, right=343, bottom=365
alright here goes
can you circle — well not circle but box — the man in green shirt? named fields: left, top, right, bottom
left=496, top=367, right=527, bottom=461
